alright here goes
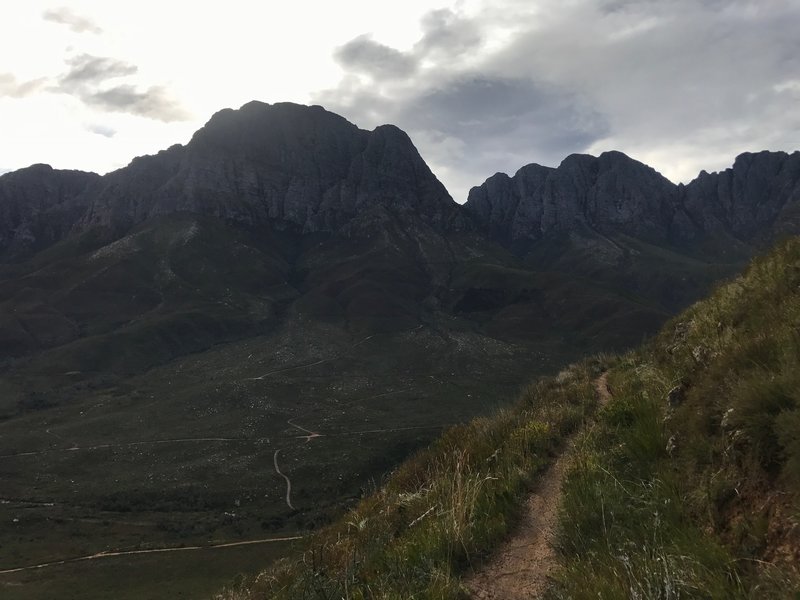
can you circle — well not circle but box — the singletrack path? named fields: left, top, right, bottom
left=466, top=372, right=611, bottom=599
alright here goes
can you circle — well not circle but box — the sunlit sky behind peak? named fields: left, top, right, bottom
left=2, top=0, right=799, bottom=202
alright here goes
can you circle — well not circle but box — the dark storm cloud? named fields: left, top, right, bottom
left=0, top=73, right=47, bottom=98
left=43, top=7, right=102, bottom=34
left=394, top=77, right=607, bottom=184
left=334, top=35, right=417, bottom=79
left=54, top=54, right=190, bottom=122
left=316, top=4, right=609, bottom=201
left=317, top=0, right=800, bottom=201
left=318, top=73, right=606, bottom=202
left=403, top=77, right=602, bottom=143
left=484, top=1, right=800, bottom=164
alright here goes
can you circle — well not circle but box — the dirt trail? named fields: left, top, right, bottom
left=273, top=449, right=295, bottom=510
left=0, top=535, right=303, bottom=576
left=466, top=372, right=611, bottom=600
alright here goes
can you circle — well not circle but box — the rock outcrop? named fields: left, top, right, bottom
left=682, top=151, right=800, bottom=242
left=79, top=101, right=465, bottom=236
left=0, top=164, right=99, bottom=259
left=465, top=150, right=800, bottom=247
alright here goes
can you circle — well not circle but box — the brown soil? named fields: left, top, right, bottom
left=466, top=373, right=611, bottom=599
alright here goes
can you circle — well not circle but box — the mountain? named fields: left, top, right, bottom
left=0, top=101, right=797, bottom=599
left=79, top=101, right=467, bottom=237
left=0, top=101, right=464, bottom=264
left=465, top=151, right=682, bottom=244
left=0, top=163, right=100, bottom=259
left=465, top=149, right=800, bottom=248
left=463, top=149, right=800, bottom=315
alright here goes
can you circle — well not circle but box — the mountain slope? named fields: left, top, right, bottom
left=554, top=239, right=800, bottom=598
left=216, top=237, right=800, bottom=600
left=0, top=101, right=798, bottom=599
left=463, top=149, right=800, bottom=317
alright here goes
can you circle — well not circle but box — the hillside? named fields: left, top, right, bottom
left=215, top=236, right=800, bottom=599
left=0, top=101, right=798, bottom=598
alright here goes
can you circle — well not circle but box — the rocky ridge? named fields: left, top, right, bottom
left=0, top=164, right=100, bottom=259
left=1, top=101, right=799, bottom=262
left=76, top=101, right=466, bottom=236
left=465, top=150, right=800, bottom=248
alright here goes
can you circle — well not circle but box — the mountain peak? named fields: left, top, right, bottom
left=69, top=101, right=463, bottom=237
left=466, top=149, right=679, bottom=244
left=189, top=101, right=362, bottom=153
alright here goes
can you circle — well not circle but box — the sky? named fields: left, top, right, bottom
left=1, top=0, right=799, bottom=203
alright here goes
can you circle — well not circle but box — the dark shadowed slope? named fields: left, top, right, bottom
left=0, top=101, right=798, bottom=599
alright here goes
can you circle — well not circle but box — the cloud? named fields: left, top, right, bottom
left=54, top=54, right=190, bottom=122
left=316, top=5, right=609, bottom=202
left=485, top=0, right=800, bottom=181
left=316, top=1, right=800, bottom=201
left=0, top=73, right=47, bottom=98
left=86, top=85, right=190, bottom=122
left=42, top=7, right=102, bottom=34
left=415, top=9, right=482, bottom=58
left=59, top=54, right=138, bottom=90
left=334, top=35, right=417, bottom=79
left=88, top=124, right=116, bottom=138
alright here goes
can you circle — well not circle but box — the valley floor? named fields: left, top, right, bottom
left=0, top=320, right=569, bottom=599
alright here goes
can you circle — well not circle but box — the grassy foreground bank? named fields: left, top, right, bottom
left=553, top=238, right=800, bottom=598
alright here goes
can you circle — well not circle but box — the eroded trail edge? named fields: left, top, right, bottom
left=466, top=372, right=611, bottom=600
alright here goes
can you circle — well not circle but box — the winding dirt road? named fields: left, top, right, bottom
left=0, top=437, right=257, bottom=459
left=0, top=535, right=303, bottom=576
left=273, top=449, right=295, bottom=510
left=467, top=372, right=611, bottom=599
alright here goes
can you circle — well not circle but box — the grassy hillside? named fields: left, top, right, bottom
left=553, top=237, right=800, bottom=597
left=0, top=212, right=758, bottom=598
left=218, top=237, right=799, bottom=599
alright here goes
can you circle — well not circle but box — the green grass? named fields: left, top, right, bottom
left=551, top=237, right=800, bottom=598
left=215, top=359, right=605, bottom=599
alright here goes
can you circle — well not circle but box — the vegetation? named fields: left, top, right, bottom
left=217, top=359, right=604, bottom=599
left=220, top=237, right=800, bottom=599
left=552, top=237, right=800, bottom=598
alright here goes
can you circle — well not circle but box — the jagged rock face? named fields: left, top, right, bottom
left=466, top=149, right=800, bottom=246
left=0, top=164, right=99, bottom=259
left=79, top=102, right=465, bottom=236
left=2, top=101, right=798, bottom=262
left=465, top=152, right=682, bottom=243
left=683, top=151, right=800, bottom=241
